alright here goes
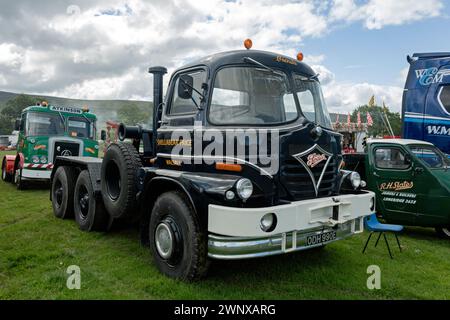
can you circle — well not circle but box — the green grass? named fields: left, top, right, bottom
left=0, top=151, right=449, bottom=300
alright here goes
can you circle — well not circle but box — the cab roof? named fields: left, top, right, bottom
left=175, top=50, right=317, bottom=78
left=22, top=105, right=97, bottom=119
left=367, top=138, right=433, bottom=146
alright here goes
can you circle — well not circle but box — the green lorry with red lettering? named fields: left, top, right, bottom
left=1, top=103, right=99, bottom=189
left=343, top=138, right=450, bottom=239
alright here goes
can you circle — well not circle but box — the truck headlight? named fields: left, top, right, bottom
left=350, top=172, right=361, bottom=189
left=236, top=178, right=253, bottom=200
left=32, top=156, right=40, bottom=164
left=40, top=155, right=47, bottom=164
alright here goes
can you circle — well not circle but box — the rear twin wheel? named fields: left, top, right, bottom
left=1, top=159, right=12, bottom=182
left=73, top=170, right=109, bottom=232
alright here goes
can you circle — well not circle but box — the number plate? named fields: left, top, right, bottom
left=306, top=230, right=337, bottom=246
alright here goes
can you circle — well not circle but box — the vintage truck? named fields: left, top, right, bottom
left=402, top=52, right=450, bottom=156
left=49, top=41, right=375, bottom=280
left=343, top=138, right=450, bottom=239
left=1, top=102, right=99, bottom=189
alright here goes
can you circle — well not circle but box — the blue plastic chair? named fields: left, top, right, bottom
left=362, top=214, right=403, bottom=259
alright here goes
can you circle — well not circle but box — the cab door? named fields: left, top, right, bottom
left=369, top=145, right=417, bottom=224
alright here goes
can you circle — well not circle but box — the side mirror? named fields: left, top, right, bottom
left=100, top=130, right=107, bottom=141
left=14, top=119, right=21, bottom=131
left=178, top=75, right=193, bottom=99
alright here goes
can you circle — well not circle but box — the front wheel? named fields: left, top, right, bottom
left=149, top=191, right=209, bottom=281
left=14, top=168, right=26, bottom=190
left=435, top=227, right=450, bottom=239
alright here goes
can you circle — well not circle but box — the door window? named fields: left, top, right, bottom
left=374, top=147, right=410, bottom=170
left=169, top=70, right=206, bottom=115
left=409, top=145, right=449, bottom=168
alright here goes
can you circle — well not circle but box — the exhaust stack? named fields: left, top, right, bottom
left=148, top=66, right=167, bottom=150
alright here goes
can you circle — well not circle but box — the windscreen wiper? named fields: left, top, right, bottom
left=243, top=57, right=284, bottom=76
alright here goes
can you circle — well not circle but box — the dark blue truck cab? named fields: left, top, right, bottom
left=402, top=52, right=450, bottom=155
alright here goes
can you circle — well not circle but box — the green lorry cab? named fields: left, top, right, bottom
left=1, top=103, right=99, bottom=189
left=343, top=139, right=450, bottom=239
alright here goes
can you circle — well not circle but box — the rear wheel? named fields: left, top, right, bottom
left=101, top=143, right=142, bottom=221
left=435, top=227, right=450, bottom=239
left=1, top=159, right=12, bottom=182
left=149, top=191, right=209, bottom=281
left=74, top=170, right=109, bottom=232
left=52, top=166, right=77, bottom=219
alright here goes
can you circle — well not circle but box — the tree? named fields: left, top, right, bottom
left=0, top=94, right=44, bottom=134
left=351, top=104, right=401, bottom=137
left=117, top=104, right=150, bottom=126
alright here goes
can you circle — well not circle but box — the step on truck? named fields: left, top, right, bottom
left=50, top=41, right=376, bottom=281
left=2, top=102, right=99, bottom=189
left=343, top=138, right=450, bottom=239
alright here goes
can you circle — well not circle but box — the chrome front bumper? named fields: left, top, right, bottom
left=207, top=191, right=375, bottom=260
left=208, top=218, right=363, bottom=259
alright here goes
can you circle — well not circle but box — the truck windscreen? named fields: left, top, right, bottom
left=26, top=112, right=65, bottom=136
left=293, top=74, right=332, bottom=129
left=68, top=117, right=95, bottom=139
left=209, top=67, right=298, bottom=125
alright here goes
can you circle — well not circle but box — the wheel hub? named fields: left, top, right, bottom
left=155, top=222, right=175, bottom=260
left=79, top=192, right=90, bottom=217
left=14, top=169, right=20, bottom=184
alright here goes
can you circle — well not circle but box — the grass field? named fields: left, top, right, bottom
left=0, top=151, right=449, bottom=300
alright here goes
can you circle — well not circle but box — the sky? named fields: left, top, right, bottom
left=0, top=0, right=448, bottom=113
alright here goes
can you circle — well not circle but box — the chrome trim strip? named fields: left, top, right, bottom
left=156, top=153, right=274, bottom=178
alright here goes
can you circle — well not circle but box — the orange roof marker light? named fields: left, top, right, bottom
left=82, top=105, right=90, bottom=112
left=297, top=52, right=304, bottom=62
left=41, top=101, right=48, bottom=107
left=244, top=38, right=253, bottom=50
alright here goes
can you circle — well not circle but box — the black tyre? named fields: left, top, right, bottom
left=74, top=170, right=109, bottom=232
left=14, top=167, right=26, bottom=190
left=101, top=143, right=142, bottom=221
left=51, top=166, right=77, bottom=219
left=435, top=227, right=450, bottom=239
left=149, top=191, right=209, bottom=281
left=1, top=159, right=12, bottom=182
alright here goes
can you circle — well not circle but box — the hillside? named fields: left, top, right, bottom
left=0, top=91, right=153, bottom=127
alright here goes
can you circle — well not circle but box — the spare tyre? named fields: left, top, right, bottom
left=101, top=143, right=142, bottom=220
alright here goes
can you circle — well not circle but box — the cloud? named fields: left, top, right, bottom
left=0, top=0, right=443, bottom=112
left=330, top=0, right=443, bottom=29
left=322, top=80, right=403, bottom=113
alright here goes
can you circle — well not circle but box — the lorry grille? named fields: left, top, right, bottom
left=280, top=156, right=337, bottom=200
left=53, top=141, right=80, bottom=162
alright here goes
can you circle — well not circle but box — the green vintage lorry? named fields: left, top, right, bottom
left=343, top=138, right=450, bottom=239
left=1, top=102, right=99, bottom=189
